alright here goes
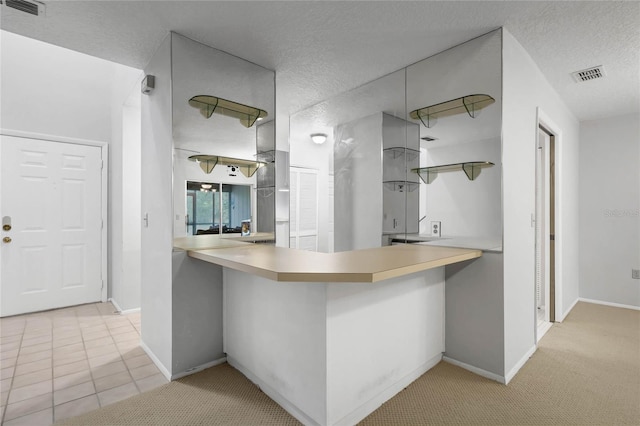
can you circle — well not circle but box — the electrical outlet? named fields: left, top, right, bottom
left=431, top=221, right=441, bottom=238
left=632, top=269, right=640, bottom=279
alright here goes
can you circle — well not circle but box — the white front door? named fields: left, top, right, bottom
left=1, top=135, right=104, bottom=317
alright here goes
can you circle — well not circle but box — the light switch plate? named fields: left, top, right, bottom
left=431, top=221, right=441, bottom=237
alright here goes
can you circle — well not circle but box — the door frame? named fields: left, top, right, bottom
left=1, top=128, right=109, bottom=304
left=535, top=109, right=562, bottom=327
left=290, top=166, right=319, bottom=251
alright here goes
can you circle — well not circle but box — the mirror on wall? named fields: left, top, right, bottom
left=170, top=33, right=275, bottom=239
left=289, top=70, right=410, bottom=253
left=185, top=181, right=252, bottom=236
left=289, top=29, right=502, bottom=252
left=407, top=30, right=502, bottom=245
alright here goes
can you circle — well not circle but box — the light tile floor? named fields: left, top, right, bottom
left=0, top=302, right=168, bottom=425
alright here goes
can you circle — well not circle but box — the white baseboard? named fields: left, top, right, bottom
left=334, top=353, right=442, bottom=426
left=557, top=297, right=579, bottom=322
left=139, top=340, right=172, bottom=382
left=504, top=345, right=536, bottom=384
left=578, top=298, right=640, bottom=311
left=227, top=356, right=321, bottom=426
left=536, top=321, right=553, bottom=343
left=443, top=356, right=505, bottom=384
left=108, top=298, right=141, bottom=315
left=171, top=357, right=227, bottom=380
left=228, top=353, right=442, bottom=426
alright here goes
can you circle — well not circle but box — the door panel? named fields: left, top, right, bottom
left=1, top=135, right=103, bottom=317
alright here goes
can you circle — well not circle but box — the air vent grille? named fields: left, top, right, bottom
left=571, top=65, right=606, bottom=83
left=4, top=0, right=44, bottom=16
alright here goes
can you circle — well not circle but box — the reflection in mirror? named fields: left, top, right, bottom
left=170, top=33, right=275, bottom=240
left=407, top=30, right=502, bottom=246
left=187, top=95, right=268, bottom=128
left=185, top=181, right=252, bottom=236
left=290, top=29, right=503, bottom=253
left=290, top=70, right=407, bottom=252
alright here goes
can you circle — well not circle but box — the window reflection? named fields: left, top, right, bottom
left=185, top=181, right=251, bottom=235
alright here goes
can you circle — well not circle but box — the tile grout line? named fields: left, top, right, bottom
left=2, top=318, right=26, bottom=426
left=2, top=303, right=149, bottom=426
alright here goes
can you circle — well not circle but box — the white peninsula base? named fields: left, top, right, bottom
left=223, top=267, right=445, bottom=426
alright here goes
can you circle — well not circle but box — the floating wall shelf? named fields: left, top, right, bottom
left=383, top=181, right=420, bottom=193
left=409, top=94, right=495, bottom=128
left=383, top=147, right=421, bottom=162
left=188, top=95, right=268, bottom=128
left=188, top=155, right=266, bottom=177
left=413, top=161, right=494, bottom=184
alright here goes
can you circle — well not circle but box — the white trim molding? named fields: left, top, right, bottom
left=535, top=109, right=564, bottom=325
left=505, top=345, right=537, bottom=384
left=334, top=353, right=442, bottom=426
left=228, top=355, right=321, bottom=426
left=139, top=340, right=172, bottom=382
left=171, top=357, right=227, bottom=381
left=557, top=297, right=580, bottom=322
left=443, top=356, right=505, bottom=384
left=108, top=298, right=141, bottom=315
left=579, top=298, right=640, bottom=311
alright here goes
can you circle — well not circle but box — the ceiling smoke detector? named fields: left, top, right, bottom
left=1, top=0, right=46, bottom=16
left=571, top=65, right=606, bottom=83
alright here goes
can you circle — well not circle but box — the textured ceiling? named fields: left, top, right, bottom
left=1, top=1, right=638, bottom=121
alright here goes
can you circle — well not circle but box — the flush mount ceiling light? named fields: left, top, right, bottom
left=201, top=183, right=213, bottom=190
left=410, top=94, right=495, bottom=128
left=188, top=155, right=266, bottom=177
left=188, top=95, right=268, bottom=128
left=310, top=133, right=327, bottom=144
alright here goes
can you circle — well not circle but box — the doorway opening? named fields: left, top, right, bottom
left=535, top=124, right=556, bottom=341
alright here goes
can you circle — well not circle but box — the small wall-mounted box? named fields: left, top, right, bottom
left=141, top=75, right=155, bottom=94
left=632, top=269, right=640, bottom=280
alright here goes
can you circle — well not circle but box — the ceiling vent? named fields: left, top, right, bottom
left=571, top=65, right=606, bottom=83
left=1, top=0, right=45, bottom=16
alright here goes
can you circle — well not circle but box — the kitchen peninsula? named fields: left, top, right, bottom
left=173, top=235, right=481, bottom=426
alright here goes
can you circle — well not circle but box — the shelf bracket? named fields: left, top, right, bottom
left=462, top=163, right=483, bottom=180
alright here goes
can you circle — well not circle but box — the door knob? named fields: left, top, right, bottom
left=2, top=237, right=11, bottom=243
left=2, top=224, right=11, bottom=231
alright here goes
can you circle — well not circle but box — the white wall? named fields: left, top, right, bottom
left=424, top=138, right=502, bottom=238
left=502, top=28, right=580, bottom=377
left=112, top=93, right=142, bottom=312
left=140, top=33, right=174, bottom=374
left=0, top=30, right=142, bottom=311
left=1, top=31, right=113, bottom=141
left=579, top=113, right=640, bottom=307
left=334, top=113, right=383, bottom=251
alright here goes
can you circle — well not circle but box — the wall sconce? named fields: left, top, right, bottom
left=310, top=133, right=327, bottom=145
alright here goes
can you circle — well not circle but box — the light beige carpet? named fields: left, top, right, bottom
left=59, top=302, right=640, bottom=425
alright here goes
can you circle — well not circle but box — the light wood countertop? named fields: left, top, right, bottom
left=173, top=233, right=275, bottom=251
left=186, top=242, right=482, bottom=283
